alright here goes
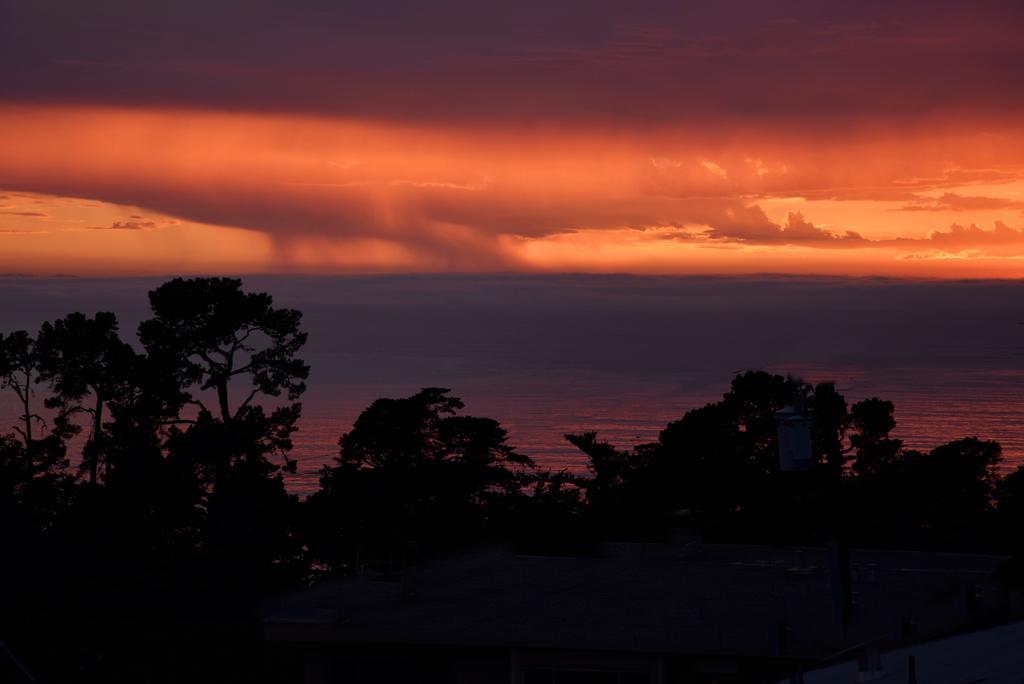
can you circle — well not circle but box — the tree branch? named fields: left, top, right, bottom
left=236, top=387, right=261, bottom=415
left=186, top=398, right=212, bottom=414
left=231, top=362, right=253, bottom=377
left=193, top=349, right=224, bottom=372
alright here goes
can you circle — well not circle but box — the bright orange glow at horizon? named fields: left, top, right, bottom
left=2, top=105, right=1024, bottom=277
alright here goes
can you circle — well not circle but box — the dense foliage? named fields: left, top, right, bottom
left=2, top=278, right=1023, bottom=681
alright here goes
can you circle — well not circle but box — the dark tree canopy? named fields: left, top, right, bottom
left=336, top=387, right=532, bottom=476
left=37, top=312, right=135, bottom=482
left=36, top=312, right=131, bottom=410
left=721, top=371, right=804, bottom=475
left=0, top=330, right=43, bottom=447
left=904, top=437, right=1002, bottom=528
left=810, top=381, right=849, bottom=474
left=849, top=398, right=903, bottom=476
left=566, top=431, right=646, bottom=491
left=139, top=277, right=309, bottom=423
left=4, top=279, right=1024, bottom=682
left=308, top=388, right=534, bottom=572
left=656, top=401, right=751, bottom=515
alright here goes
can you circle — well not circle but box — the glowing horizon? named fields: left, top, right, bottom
left=2, top=1, right=1023, bottom=277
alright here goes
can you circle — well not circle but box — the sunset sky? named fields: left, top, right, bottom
left=2, top=0, right=1024, bottom=277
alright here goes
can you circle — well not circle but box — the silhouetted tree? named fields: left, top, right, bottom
left=810, top=381, right=849, bottom=475
left=514, top=469, right=591, bottom=547
left=334, top=387, right=531, bottom=479
left=132, top=278, right=312, bottom=602
left=0, top=432, right=72, bottom=683
left=139, top=277, right=309, bottom=425
left=566, top=431, right=646, bottom=493
left=308, top=388, right=533, bottom=573
left=565, top=432, right=665, bottom=537
left=18, top=280, right=318, bottom=683
left=902, top=438, right=1001, bottom=535
left=561, top=372, right=814, bottom=539
left=995, top=467, right=1024, bottom=584
left=0, top=432, right=69, bottom=535
left=164, top=409, right=303, bottom=601
left=5, top=274, right=1024, bottom=682
left=849, top=398, right=903, bottom=476
left=652, top=372, right=804, bottom=517
left=0, top=331, right=44, bottom=448
left=133, top=279, right=310, bottom=586
left=722, top=371, right=805, bottom=475
left=37, top=312, right=135, bottom=483
left=997, top=466, right=1024, bottom=530
left=653, top=401, right=752, bottom=532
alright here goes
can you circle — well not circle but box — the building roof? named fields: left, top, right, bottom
left=792, top=619, right=1024, bottom=684
left=263, top=541, right=1007, bottom=661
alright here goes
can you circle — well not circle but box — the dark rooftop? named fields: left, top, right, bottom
left=795, top=619, right=1024, bottom=684
left=264, top=541, right=1009, bottom=662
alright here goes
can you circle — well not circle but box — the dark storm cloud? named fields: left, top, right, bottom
left=2, top=0, right=1022, bottom=126
left=705, top=209, right=867, bottom=247
left=702, top=209, right=1024, bottom=255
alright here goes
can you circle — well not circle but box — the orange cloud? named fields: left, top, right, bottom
left=704, top=210, right=867, bottom=247
left=898, top=193, right=1024, bottom=212
left=2, top=105, right=1024, bottom=275
left=890, top=221, right=1024, bottom=255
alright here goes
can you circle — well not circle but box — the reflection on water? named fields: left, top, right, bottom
left=1, top=274, right=1022, bottom=494
left=4, top=366, right=1022, bottom=494
left=285, top=365, right=1024, bottom=493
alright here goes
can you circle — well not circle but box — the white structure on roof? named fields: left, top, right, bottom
left=776, top=402, right=815, bottom=471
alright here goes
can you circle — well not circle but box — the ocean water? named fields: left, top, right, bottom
left=2, top=274, right=1023, bottom=493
